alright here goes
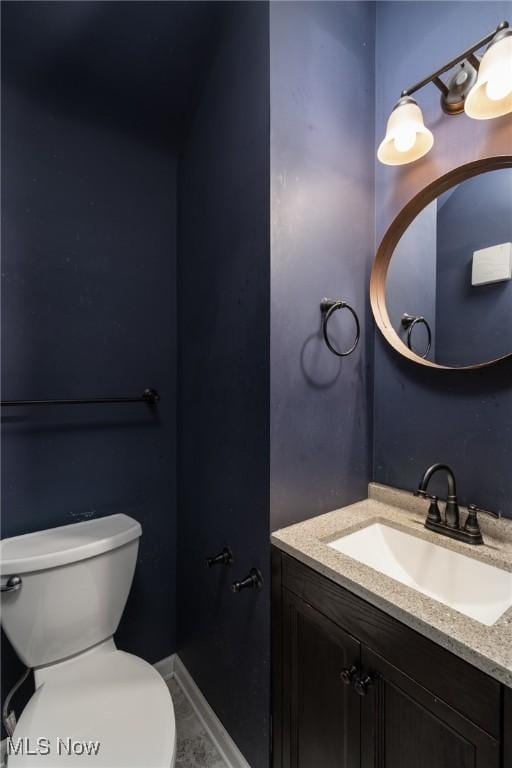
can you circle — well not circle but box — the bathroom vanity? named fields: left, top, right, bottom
left=271, top=484, right=512, bottom=768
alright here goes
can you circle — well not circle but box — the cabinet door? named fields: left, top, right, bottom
left=504, top=686, right=512, bottom=768
left=282, top=589, right=361, bottom=768
left=360, top=646, right=500, bottom=768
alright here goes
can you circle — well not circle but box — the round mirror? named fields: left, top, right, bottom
left=371, top=157, right=512, bottom=369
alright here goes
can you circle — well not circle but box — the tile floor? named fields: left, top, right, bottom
left=167, top=678, right=228, bottom=768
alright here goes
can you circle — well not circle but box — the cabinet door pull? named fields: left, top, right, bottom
left=353, top=672, right=374, bottom=696
left=340, top=665, right=358, bottom=686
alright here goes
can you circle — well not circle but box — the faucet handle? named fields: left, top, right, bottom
left=426, top=495, right=442, bottom=525
left=463, top=504, right=500, bottom=544
left=467, top=504, right=501, bottom=520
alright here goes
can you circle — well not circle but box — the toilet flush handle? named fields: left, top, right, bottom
left=1, top=575, right=22, bottom=593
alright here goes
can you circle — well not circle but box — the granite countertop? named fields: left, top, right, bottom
left=271, top=483, right=512, bottom=687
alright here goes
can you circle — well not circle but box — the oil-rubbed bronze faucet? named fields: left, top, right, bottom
left=414, top=463, right=500, bottom=545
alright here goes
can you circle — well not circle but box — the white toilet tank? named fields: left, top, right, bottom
left=0, top=514, right=142, bottom=669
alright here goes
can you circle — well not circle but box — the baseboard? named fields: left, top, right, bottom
left=153, top=653, right=176, bottom=682
left=168, top=655, right=251, bottom=768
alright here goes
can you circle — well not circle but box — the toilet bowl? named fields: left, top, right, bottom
left=1, top=514, right=176, bottom=767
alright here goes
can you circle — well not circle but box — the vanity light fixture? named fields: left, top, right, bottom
left=377, top=97, right=434, bottom=166
left=466, top=24, right=512, bottom=118
left=378, top=20, right=512, bottom=166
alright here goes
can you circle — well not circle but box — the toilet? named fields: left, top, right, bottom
left=0, top=514, right=176, bottom=767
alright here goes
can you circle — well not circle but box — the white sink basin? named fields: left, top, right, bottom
left=328, top=522, right=512, bottom=626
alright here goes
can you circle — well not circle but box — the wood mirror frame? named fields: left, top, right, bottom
left=370, top=155, right=512, bottom=370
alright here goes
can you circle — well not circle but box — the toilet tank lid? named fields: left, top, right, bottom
left=1, top=514, right=142, bottom=575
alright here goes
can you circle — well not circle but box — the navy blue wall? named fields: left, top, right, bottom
left=270, top=1, right=375, bottom=531
left=436, top=169, right=512, bottom=366
left=386, top=202, right=437, bottom=357
left=5, top=2, right=511, bottom=759
left=177, top=4, right=270, bottom=767
left=1, top=81, right=177, bottom=652
left=373, top=1, right=512, bottom=515
left=1, top=0, right=219, bottom=724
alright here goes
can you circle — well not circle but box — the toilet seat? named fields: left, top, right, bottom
left=8, top=648, right=176, bottom=768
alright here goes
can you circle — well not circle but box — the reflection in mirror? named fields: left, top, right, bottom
left=386, top=168, right=512, bottom=367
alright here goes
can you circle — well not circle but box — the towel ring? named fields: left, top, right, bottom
left=401, top=313, right=432, bottom=359
left=320, top=298, right=360, bottom=357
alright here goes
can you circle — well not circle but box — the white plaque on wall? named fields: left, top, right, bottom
left=471, top=242, right=512, bottom=286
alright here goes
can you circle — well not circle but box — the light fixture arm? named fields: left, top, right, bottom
left=401, top=20, right=509, bottom=99
left=378, top=19, right=512, bottom=165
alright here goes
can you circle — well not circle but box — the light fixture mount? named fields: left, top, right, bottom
left=441, top=59, right=479, bottom=115
left=400, top=20, right=509, bottom=109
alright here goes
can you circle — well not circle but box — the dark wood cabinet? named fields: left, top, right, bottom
left=504, top=687, right=512, bottom=768
left=273, top=548, right=507, bottom=768
left=283, top=590, right=360, bottom=768
left=360, top=647, right=499, bottom=768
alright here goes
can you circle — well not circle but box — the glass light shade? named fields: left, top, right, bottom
left=465, top=33, right=512, bottom=119
left=377, top=99, right=434, bottom=166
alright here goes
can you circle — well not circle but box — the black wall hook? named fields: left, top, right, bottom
left=231, top=568, right=263, bottom=593
left=206, top=547, right=234, bottom=568
left=320, top=298, right=360, bottom=357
